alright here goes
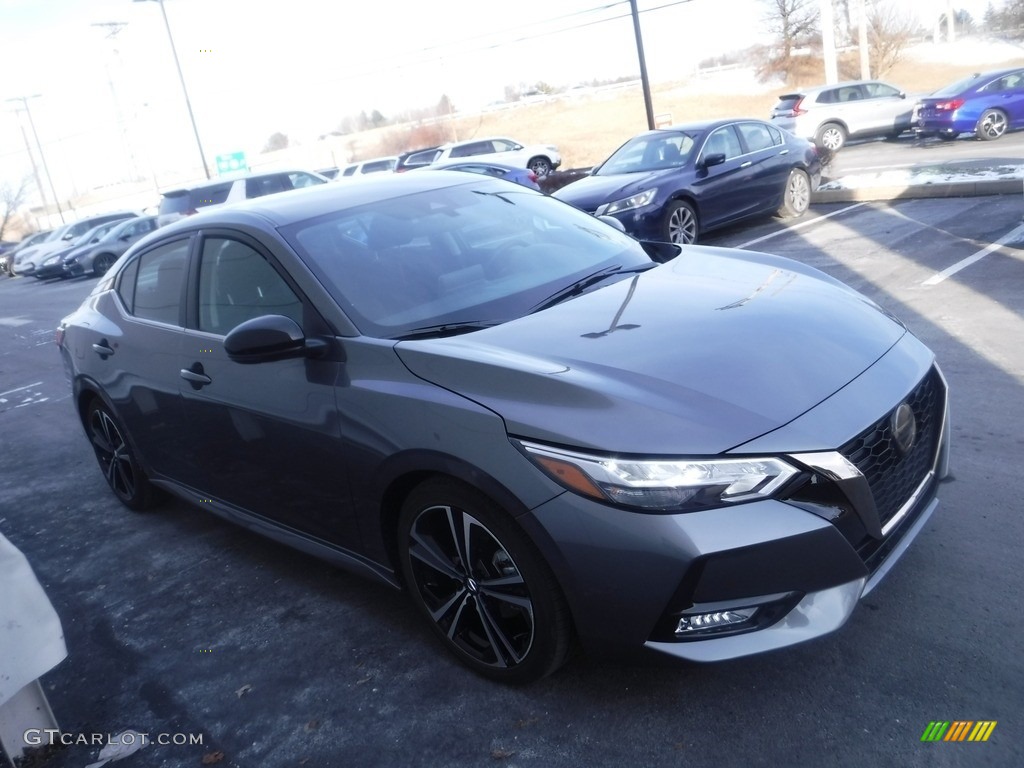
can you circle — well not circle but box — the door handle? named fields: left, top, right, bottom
left=740, top=161, right=753, bottom=168
left=92, top=342, right=114, bottom=358
left=180, top=365, right=212, bottom=389
left=779, top=149, right=790, bottom=155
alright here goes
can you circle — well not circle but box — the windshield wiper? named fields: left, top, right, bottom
left=392, top=320, right=503, bottom=340
left=529, top=263, right=655, bottom=314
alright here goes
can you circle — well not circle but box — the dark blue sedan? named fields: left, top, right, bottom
left=553, top=119, right=821, bottom=244
left=916, top=66, right=1024, bottom=141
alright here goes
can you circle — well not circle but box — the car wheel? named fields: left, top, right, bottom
left=663, top=200, right=699, bottom=245
left=93, top=253, right=116, bottom=277
left=86, top=400, right=159, bottom=511
left=527, top=156, right=553, bottom=177
left=815, top=123, right=847, bottom=152
left=777, top=168, right=811, bottom=219
left=976, top=109, right=1007, bottom=141
left=398, top=478, right=572, bottom=683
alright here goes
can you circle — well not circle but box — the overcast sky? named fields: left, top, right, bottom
left=0, top=0, right=1005, bottom=203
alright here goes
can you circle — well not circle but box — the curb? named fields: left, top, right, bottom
left=813, top=178, right=1024, bottom=204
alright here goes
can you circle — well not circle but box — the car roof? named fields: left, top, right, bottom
left=155, top=171, right=481, bottom=235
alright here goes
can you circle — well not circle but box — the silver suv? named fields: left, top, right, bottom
left=770, top=80, right=915, bottom=152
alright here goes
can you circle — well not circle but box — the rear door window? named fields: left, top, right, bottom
left=127, top=239, right=191, bottom=325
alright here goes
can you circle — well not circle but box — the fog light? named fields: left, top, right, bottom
left=675, top=608, right=758, bottom=635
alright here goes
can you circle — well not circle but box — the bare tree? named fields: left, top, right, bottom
left=757, top=0, right=821, bottom=82
left=867, top=1, right=920, bottom=76
left=1, top=176, right=32, bottom=241
left=261, top=132, right=290, bottom=153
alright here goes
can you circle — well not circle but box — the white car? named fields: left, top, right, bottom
left=403, top=137, right=562, bottom=177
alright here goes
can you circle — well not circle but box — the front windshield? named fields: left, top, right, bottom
left=597, top=131, right=697, bottom=175
left=282, top=180, right=652, bottom=338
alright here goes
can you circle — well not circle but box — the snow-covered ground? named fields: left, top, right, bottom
left=820, top=163, right=1024, bottom=191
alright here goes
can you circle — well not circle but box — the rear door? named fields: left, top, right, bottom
left=735, top=121, right=792, bottom=214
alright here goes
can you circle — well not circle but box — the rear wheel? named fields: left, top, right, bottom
left=976, top=109, right=1007, bottom=141
left=777, top=168, right=811, bottom=219
left=86, top=400, right=160, bottom=511
left=398, top=478, right=572, bottom=683
left=527, top=156, right=553, bottom=177
left=815, top=122, right=847, bottom=152
left=663, top=200, right=699, bottom=245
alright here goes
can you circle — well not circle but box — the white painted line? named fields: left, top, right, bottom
left=738, top=202, right=868, bottom=249
left=922, top=222, right=1024, bottom=286
left=0, top=381, right=43, bottom=399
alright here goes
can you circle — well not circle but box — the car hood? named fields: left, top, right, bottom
left=553, top=171, right=673, bottom=212
left=395, top=247, right=905, bottom=455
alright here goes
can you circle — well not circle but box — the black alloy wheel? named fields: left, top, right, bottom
left=663, top=200, right=699, bottom=245
left=527, top=156, right=553, bottom=177
left=86, top=400, right=159, bottom=511
left=93, top=253, right=116, bottom=277
left=398, top=478, right=572, bottom=683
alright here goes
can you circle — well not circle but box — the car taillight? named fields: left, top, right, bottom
left=935, top=99, right=964, bottom=111
left=527, top=171, right=538, bottom=183
left=791, top=97, right=806, bottom=116
left=55, top=327, right=65, bottom=347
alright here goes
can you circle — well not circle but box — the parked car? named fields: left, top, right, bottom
left=416, top=159, right=541, bottom=190
left=0, top=230, right=52, bottom=275
left=398, top=137, right=562, bottom=177
left=63, top=215, right=161, bottom=278
left=33, top=220, right=125, bottom=280
left=338, top=156, right=399, bottom=178
left=157, top=169, right=329, bottom=227
left=394, top=146, right=443, bottom=173
left=315, top=167, right=341, bottom=180
left=554, top=119, right=820, bottom=244
left=12, top=213, right=138, bottom=277
left=59, top=173, right=948, bottom=683
left=915, top=66, right=1024, bottom=141
left=770, top=79, right=916, bottom=152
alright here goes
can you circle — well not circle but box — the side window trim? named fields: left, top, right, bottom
left=120, top=235, right=194, bottom=327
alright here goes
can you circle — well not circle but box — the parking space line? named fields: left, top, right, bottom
left=922, top=222, right=1024, bottom=286
left=737, top=202, right=867, bottom=249
left=0, top=382, right=43, bottom=399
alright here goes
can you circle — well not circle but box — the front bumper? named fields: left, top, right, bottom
left=519, top=354, right=948, bottom=663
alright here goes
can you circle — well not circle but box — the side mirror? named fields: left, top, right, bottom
left=701, top=153, right=726, bottom=169
left=224, top=314, right=325, bottom=364
left=640, top=240, right=682, bottom=263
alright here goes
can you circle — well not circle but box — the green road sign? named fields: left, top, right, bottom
left=215, top=152, right=248, bottom=176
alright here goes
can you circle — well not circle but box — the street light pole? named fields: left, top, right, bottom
left=135, top=0, right=210, bottom=179
left=628, top=0, right=656, bottom=131
left=6, top=95, right=65, bottom=225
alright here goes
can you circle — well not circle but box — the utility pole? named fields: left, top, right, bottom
left=92, top=22, right=141, bottom=182
left=628, top=0, right=655, bottom=130
left=858, top=0, right=870, bottom=79
left=6, top=96, right=64, bottom=225
left=819, top=0, right=838, bottom=84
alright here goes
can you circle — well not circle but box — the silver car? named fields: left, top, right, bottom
left=770, top=80, right=915, bottom=152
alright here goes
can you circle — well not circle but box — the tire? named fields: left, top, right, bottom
left=815, top=122, right=847, bottom=152
left=663, top=200, right=699, bottom=245
left=776, top=168, right=811, bottom=219
left=93, top=253, right=116, bottom=277
left=527, top=156, right=553, bottom=177
left=86, top=400, right=160, bottom=511
left=398, top=478, right=572, bottom=683
left=975, top=109, right=1007, bottom=141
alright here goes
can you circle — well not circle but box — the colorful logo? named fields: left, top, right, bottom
left=921, top=721, right=997, bottom=742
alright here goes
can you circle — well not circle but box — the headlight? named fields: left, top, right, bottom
left=44, top=255, right=61, bottom=266
left=518, top=441, right=799, bottom=512
left=595, top=188, right=657, bottom=216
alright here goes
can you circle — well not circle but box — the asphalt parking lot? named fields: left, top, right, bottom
left=1, top=191, right=1022, bottom=767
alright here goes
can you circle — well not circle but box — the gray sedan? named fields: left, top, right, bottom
left=63, top=215, right=160, bottom=277
left=58, top=173, right=949, bottom=682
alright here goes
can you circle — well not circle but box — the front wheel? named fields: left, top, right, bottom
left=93, top=253, right=117, bottom=276
left=86, top=400, right=160, bottom=511
left=777, top=168, right=811, bottom=219
left=663, top=200, right=699, bottom=245
left=398, top=478, right=572, bottom=683
left=976, top=109, right=1007, bottom=141
left=527, top=156, right=553, bottom=177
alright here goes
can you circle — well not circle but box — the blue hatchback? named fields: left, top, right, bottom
left=916, top=66, right=1024, bottom=141
left=553, top=119, right=820, bottom=245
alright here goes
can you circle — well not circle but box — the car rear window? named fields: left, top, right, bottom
left=774, top=95, right=802, bottom=111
